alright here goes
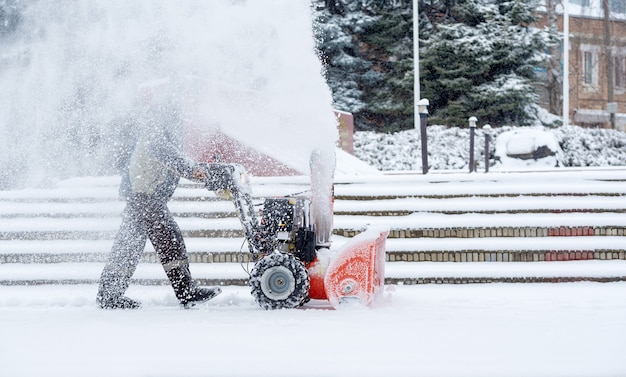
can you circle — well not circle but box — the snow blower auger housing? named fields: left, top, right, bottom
left=202, top=162, right=389, bottom=310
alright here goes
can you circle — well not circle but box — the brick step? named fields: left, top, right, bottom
left=0, top=238, right=246, bottom=255
left=332, top=184, right=626, bottom=201
left=3, top=210, right=626, bottom=232
left=2, top=225, right=624, bottom=241
left=333, top=192, right=626, bottom=200
left=4, top=276, right=626, bottom=286
left=5, top=207, right=624, bottom=219
left=2, top=232, right=624, bottom=262
left=384, top=276, right=626, bottom=284
left=6, top=190, right=622, bottom=202
left=2, top=236, right=621, bottom=263
left=2, top=248, right=625, bottom=264
left=333, top=208, right=626, bottom=216
left=1, top=260, right=624, bottom=286
left=386, top=250, right=626, bottom=262
left=0, top=211, right=236, bottom=220
left=0, top=229, right=245, bottom=241
left=336, top=225, right=626, bottom=238
left=0, top=251, right=256, bottom=264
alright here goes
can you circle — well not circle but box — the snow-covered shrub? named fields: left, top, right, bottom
left=353, top=125, right=626, bottom=171
left=554, top=126, right=626, bottom=167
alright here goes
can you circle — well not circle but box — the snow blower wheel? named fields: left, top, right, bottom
left=249, top=253, right=310, bottom=310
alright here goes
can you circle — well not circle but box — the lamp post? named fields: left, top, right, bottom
left=418, top=98, right=429, bottom=174
left=563, top=0, right=569, bottom=126
left=413, top=0, right=420, bottom=103
left=468, top=116, right=477, bottom=173
left=483, top=124, right=491, bottom=173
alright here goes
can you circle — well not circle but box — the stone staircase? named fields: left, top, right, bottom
left=1, top=169, right=626, bottom=286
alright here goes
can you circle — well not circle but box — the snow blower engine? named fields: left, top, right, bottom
left=202, top=162, right=389, bottom=310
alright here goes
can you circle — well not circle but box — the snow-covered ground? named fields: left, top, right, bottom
left=1, top=283, right=625, bottom=377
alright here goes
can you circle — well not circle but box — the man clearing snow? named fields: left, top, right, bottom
left=97, top=100, right=221, bottom=309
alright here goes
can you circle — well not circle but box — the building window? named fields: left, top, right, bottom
left=615, top=54, right=626, bottom=90
left=583, top=51, right=595, bottom=85
left=580, top=44, right=600, bottom=90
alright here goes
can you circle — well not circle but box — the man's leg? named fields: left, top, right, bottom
left=143, top=199, right=221, bottom=307
left=97, top=199, right=147, bottom=309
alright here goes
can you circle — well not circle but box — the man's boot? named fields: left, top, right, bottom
left=165, top=263, right=222, bottom=308
left=96, top=274, right=141, bottom=309
left=97, top=293, right=142, bottom=309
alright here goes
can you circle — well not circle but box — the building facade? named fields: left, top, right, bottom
left=537, top=0, right=626, bottom=129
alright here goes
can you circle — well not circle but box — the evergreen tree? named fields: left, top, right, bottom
left=313, top=1, right=417, bottom=131
left=420, top=0, right=557, bottom=127
left=311, top=0, right=377, bottom=114
left=358, top=4, right=415, bottom=131
left=313, top=0, right=557, bottom=131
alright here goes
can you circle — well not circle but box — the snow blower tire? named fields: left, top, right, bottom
left=249, top=253, right=310, bottom=310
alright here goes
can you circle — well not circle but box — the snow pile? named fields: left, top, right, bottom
left=495, top=129, right=562, bottom=168
left=354, top=125, right=626, bottom=171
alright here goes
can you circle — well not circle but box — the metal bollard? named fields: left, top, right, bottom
left=483, top=124, right=491, bottom=173
left=468, top=116, right=477, bottom=173
left=418, top=99, right=429, bottom=174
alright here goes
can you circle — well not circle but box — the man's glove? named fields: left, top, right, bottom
left=191, top=164, right=211, bottom=182
left=201, top=163, right=234, bottom=191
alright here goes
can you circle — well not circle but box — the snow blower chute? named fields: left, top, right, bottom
left=202, top=162, right=389, bottom=310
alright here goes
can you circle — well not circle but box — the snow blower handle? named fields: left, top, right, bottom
left=198, top=163, right=272, bottom=254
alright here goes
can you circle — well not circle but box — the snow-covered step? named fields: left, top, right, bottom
left=1, top=260, right=625, bottom=286
left=333, top=195, right=626, bottom=215
left=2, top=195, right=624, bottom=221
left=0, top=177, right=309, bottom=202
left=2, top=226, right=625, bottom=245
left=384, top=235, right=624, bottom=251
left=335, top=168, right=626, bottom=184
left=2, top=212, right=625, bottom=236
left=0, top=238, right=256, bottom=263
left=0, top=200, right=238, bottom=218
left=333, top=174, right=626, bottom=199
left=334, top=212, right=626, bottom=229
left=0, top=238, right=249, bottom=255
left=4, top=169, right=626, bottom=202
left=385, top=260, right=626, bottom=284
left=3, top=235, right=621, bottom=255
left=1, top=170, right=625, bottom=268
left=0, top=262, right=249, bottom=285
left=3, top=236, right=624, bottom=264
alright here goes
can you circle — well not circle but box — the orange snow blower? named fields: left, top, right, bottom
left=202, top=162, right=389, bottom=310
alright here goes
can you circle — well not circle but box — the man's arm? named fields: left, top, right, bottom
left=151, top=137, right=209, bottom=182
